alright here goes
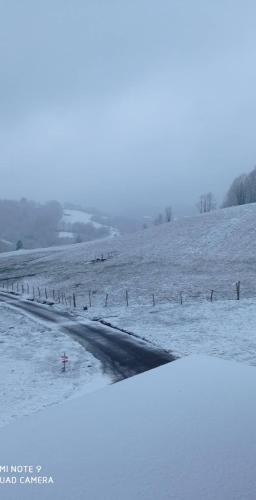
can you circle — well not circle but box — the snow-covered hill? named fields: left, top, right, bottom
left=2, top=202, right=256, bottom=296
left=2, top=203, right=256, bottom=365
left=58, top=209, right=119, bottom=241
left=0, top=238, right=13, bottom=252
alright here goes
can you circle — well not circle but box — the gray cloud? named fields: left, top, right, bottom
left=1, top=0, right=256, bottom=214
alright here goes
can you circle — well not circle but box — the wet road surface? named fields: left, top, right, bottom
left=0, top=291, right=175, bottom=382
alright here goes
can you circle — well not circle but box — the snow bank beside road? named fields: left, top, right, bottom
left=91, top=297, right=256, bottom=367
left=1, top=356, right=256, bottom=500
left=0, top=304, right=107, bottom=428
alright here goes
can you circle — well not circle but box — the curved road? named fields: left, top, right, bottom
left=0, top=291, right=175, bottom=382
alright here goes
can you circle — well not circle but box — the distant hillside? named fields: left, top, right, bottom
left=1, top=202, right=256, bottom=302
left=0, top=200, right=120, bottom=252
left=0, top=239, right=13, bottom=253
left=58, top=208, right=119, bottom=243
left=0, top=198, right=62, bottom=250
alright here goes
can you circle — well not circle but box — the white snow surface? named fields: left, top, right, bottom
left=0, top=303, right=108, bottom=428
left=62, top=209, right=101, bottom=226
left=1, top=355, right=256, bottom=500
left=1, top=203, right=256, bottom=366
left=58, top=231, right=74, bottom=239
left=59, top=209, right=119, bottom=238
left=89, top=296, right=256, bottom=366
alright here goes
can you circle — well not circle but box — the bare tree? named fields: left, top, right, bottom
left=222, top=174, right=247, bottom=207
left=197, top=192, right=216, bottom=213
left=165, top=205, right=172, bottom=222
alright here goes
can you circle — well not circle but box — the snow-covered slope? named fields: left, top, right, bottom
left=58, top=209, right=119, bottom=240
left=2, top=203, right=256, bottom=365
left=0, top=238, right=13, bottom=252
left=62, top=209, right=96, bottom=225
left=2, top=202, right=256, bottom=298
left=1, top=356, right=256, bottom=500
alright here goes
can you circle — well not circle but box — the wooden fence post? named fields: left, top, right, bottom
left=88, top=290, right=92, bottom=308
left=73, top=293, right=76, bottom=308
left=105, top=293, right=108, bottom=307
left=152, top=293, right=155, bottom=306
left=210, top=290, right=214, bottom=302
left=180, top=292, right=183, bottom=305
left=236, top=281, right=241, bottom=300
left=126, top=290, right=129, bottom=307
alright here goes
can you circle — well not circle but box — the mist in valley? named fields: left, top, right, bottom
left=1, top=2, right=256, bottom=249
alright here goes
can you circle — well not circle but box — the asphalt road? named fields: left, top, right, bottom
left=0, top=292, right=175, bottom=381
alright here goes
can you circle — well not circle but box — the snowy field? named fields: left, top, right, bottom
left=0, top=203, right=256, bottom=404
left=1, top=204, right=256, bottom=498
left=59, top=209, right=119, bottom=239
left=1, top=203, right=256, bottom=304
left=89, top=297, right=256, bottom=367
left=0, top=303, right=108, bottom=428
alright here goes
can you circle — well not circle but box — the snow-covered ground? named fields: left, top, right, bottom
left=89, top=297, right=256, bottom=366
left=1, top=355, right=256, bottom=500
left=2, top=202, right=256, bottom=302
left=0, top=303, right=108, bottom=428
left=58, top=208, right=119, bottom=240
left=62, top=208, right=105, bottom=229
left=0, top=203, right=256, bottom=422
left=0, top=204, right=256, bottom=361
left=62, top=209, right=96, bottom=226
left=1, top=204, right=256, bottom=498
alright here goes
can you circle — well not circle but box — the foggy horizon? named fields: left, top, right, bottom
left=1, top=1, right=256, bottom=215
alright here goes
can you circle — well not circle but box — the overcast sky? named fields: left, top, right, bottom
left=1, top=0, right=256, bottom=215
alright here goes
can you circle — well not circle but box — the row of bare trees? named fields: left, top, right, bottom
left=143, top=164, right=256, bottom=230
left=197, top=192, right=216, bottom=213
left=222, top=166, right=256, bottom=207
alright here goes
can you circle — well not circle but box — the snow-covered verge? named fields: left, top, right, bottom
left=89, top=297, right=256, bottom=367
left=0, top=303, right=108, bottom=428
left=1, top=355, right=256, bottom=500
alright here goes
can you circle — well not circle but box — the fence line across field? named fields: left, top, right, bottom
left=0, top=279, right=245, bottom=310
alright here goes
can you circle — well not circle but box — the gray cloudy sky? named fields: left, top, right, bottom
left=1, top=0, right=256, bottom=215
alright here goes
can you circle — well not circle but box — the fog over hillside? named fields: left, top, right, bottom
left=0, top=199, right=121, bottom=251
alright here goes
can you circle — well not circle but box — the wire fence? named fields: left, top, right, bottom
left=0, top=278, right=244, bottom=312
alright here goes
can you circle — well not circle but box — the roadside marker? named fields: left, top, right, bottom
left=61, top=352, right=69, bottom=372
